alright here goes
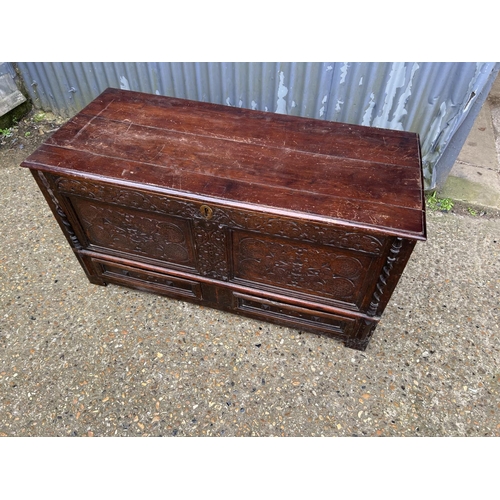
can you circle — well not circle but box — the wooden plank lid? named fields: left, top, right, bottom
left=21, top=88, right=426, bottom=240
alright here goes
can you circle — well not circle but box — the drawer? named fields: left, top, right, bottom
left=91, top=257, right=202, bottom=301
left=232, top=292, right=355, bottom=338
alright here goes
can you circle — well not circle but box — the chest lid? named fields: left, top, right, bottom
left=21, top=87, right=426, bottom=240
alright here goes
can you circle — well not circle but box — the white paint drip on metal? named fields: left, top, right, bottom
left=276, top=71, right=288, bottom=114
left=392, top=62, right=420, bottom=129
left=119, top=76, right=130, bottom=90
left=421, top=100, right=448, bottom=186
left=251, top=100, right=258, bottom=110
left=335, top=99, right=343, bottom=112
left=371, top=62, right=419, bottom=130
left=340, top=63, right=349, bottom=84
left=362, top=93, right=376, bottom=126
left=319, top=95, right=328, bottom=117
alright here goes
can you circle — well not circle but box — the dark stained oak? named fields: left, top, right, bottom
left=21, top=88, right=426, bottom=350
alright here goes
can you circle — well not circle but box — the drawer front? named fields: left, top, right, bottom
left=232, top=292, right=355, bottom=337
left=92, top=258, right=202, bottom=300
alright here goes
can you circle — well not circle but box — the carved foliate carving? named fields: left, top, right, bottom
left=55, top=177, right=385, bottom=254
left=56, top=178, right=200, bottom=220
left=72, top=198, right=196, bottom=266
left=192, top=220, right=229, bottom=280
left=217, top=213, right=384, bottom=255
left=234, top=234, right=369, bottom=303
left=38, top=172, right=82, bottom=249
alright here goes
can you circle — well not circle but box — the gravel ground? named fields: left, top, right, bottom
left=1, top=113, right=499, bottom=438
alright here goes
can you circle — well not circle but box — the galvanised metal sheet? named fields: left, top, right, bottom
left=13, top=62, right=500, bottom=190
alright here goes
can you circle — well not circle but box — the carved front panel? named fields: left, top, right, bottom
left=231, top=231, right=373, bottom=307
left=54, top=177, right=386, bottom=255
left=70, top=197, right=197, bottom=269
left=55, top=177, right=200, bottom=220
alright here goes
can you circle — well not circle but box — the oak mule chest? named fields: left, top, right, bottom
left=22, top=88, right=426, bottom=351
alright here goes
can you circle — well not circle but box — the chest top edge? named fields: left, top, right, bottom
left=23, top=164, right=427, bottom=242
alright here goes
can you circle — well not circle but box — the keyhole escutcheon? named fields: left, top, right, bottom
left=200, top=204, right=213, bottom=220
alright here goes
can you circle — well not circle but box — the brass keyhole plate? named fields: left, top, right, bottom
left=200, top=204, right=213, bottom=220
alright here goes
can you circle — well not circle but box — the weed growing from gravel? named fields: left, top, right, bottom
left=426, top=191, right=454, bottom=212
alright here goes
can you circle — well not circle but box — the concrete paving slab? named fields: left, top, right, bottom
left=440, top=75, right=500, bottom=211
left=455, top=101, right=498, bottom=170
left=440, top=165, right=500, bottom=209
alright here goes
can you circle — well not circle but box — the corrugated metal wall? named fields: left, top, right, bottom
left=13, top=62, right=500, bottom=190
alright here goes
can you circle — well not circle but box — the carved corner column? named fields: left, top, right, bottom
left=367, top=237, right=404, bottom=317
left=30, top=171, right=107, bottom=286
left=345, top=237, right=410, bottom=351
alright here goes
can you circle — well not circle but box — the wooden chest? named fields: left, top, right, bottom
left=21, top=88, right=426, bottom=350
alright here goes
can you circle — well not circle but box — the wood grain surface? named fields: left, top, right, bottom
left=22, top=88, right=426, bottom=239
